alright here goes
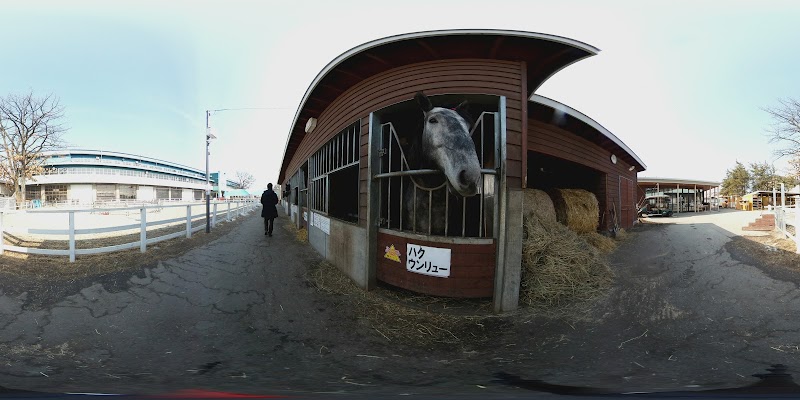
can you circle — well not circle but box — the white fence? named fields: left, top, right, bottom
left=0, top=200, right=257, bottom=262
left=774, top=205, right=799, bottom=254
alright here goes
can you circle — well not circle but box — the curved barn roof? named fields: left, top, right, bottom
left=529, top=95, right=647, bottom=171
left=279, top=29, right=600, bottom=182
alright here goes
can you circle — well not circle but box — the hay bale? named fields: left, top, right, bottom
left=520, top=213, right=612, bottom=308
left=523, top=189, right=557, bottom=225
left=548, top=189, right=599, bottom=234
left=580, top=232, right=617, bottom=254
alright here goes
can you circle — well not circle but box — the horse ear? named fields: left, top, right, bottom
left=414, top=92, right=433, bottom=112
left=454, top=100, right=474, bottom=128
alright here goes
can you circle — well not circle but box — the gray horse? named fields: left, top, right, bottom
left=403, top=92, right=482, bottom=235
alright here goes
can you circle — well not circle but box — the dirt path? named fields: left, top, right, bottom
left=1, top=210, right=799, bottom=396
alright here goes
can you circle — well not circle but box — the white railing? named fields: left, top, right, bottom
left=774, top=204, right=799, bottom=254
left=0, top=200, right=257, bottom=262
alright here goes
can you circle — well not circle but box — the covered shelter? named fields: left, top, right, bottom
left=741, top=190, right=800, bottom=211
left=637, top=177, right=722, bottom=212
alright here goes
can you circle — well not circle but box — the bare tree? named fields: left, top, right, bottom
left=0, top=91, right=66, bottom=203
left=234, top=171, right=255, bottom=189
left=764, top=98, right=800, bottom=158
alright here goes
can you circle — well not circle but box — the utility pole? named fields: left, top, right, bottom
left=205, top=110, right=214, bottom=233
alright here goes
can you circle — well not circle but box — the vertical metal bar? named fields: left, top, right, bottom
left=0, top=212, right=4, bottom=255
left=413, top=185, right=417, bottom=233
left=480, top=114, right=485, bottom=166
left=479, top=174, right=484, bottom=237
left=428, top=189, right=432, bottom=235
left=445, top=189, right=449, bottom=236
left=400, top=175, right=404, bottom=231
left=346, top=127, right=350, bottom=164
left=462, top=196, right=466, bottom=237
left=388, top=124, right=392, bottom=229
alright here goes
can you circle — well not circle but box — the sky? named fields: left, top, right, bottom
left=1, top=0, right=799, bottom=189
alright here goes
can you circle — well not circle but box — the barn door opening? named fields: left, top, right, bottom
left=372, top=94, right=502, bottom=239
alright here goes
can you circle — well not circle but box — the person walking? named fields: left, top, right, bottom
left=260, top=183, right=279, bottom=236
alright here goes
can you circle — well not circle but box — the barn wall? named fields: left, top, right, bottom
left=282, top=59, right=527, bottom=228
left=376, top=231, right=496, bottom=298
left=527, top=119, right=638, bottom=230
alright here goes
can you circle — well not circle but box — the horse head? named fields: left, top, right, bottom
left=414, top=92, right=482, bottom=197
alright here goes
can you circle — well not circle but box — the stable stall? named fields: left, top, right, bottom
left=277, top=29, right=644, bottom=311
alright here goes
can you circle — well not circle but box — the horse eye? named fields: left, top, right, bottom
left=428, top=117, right=437, bottom=124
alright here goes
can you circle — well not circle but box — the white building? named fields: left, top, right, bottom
left=19, top=149, right=239, bottom=205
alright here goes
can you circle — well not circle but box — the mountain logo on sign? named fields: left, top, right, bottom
left=384, top=245, right=401, bottom=263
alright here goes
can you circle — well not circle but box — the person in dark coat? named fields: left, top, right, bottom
left=260, top=183, right=279, bottom=236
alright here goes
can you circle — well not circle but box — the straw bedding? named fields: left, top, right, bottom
left=521, top=189, right=613, bottom=308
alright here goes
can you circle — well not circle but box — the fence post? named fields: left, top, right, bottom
left=795, top=208, right=799, bottom=254
left=0, top=212, right=4, bottom=255
left=69, top=211, right=76, bottom=263
left=212, top=203, right=218, bottom=227
left=227, top=202, right=231, bottom=222
left=186, top=205, right=192, bottom=238
left=140, top=208, right=147, bottom=253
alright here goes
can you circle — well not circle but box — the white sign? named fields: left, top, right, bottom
left=406, top=243, right=451, bottom=278
left=312, top=212, right=330, bottom=235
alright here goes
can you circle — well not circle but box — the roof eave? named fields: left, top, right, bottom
left=529, top=94, right=647, bottom=171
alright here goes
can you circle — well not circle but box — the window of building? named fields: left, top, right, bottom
left=119, top=185, right=136, bottom=200
left=25, top=186, right=41, bottom=200
left=308, top=121, right=360, bottom=223
left=96, top=184, right=116, bottom=201
left=155, top=187, right=169, bottom=200
left=44, top=184, right=68, bottom=202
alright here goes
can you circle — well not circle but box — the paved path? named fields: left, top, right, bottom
left=1, top=210, right=799, bottom=396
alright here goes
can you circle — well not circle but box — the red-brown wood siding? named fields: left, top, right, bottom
left=528, top=119, right=638, bottom=230
left=520, top=62, right=528, bottom=188
left=282, top=59, right=526, bottom=226
left=377, top=232, right=495, bottom=298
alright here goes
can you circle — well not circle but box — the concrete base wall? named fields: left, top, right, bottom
left=309, top=218, right=328, bottom=258
left=307, top=211, right=368, bottom=290
left=328, top=220, right=367, bottom=289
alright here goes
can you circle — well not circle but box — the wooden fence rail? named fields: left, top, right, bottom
left=0, top=200, right=257, bottom=262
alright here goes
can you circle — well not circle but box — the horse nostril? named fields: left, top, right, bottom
left=459, top=170, right=469, bottom=186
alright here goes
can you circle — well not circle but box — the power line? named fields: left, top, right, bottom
left=209, top=107, right=290, bottom=113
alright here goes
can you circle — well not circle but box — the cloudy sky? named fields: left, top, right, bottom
left=1, top=0, right=798, bottom=188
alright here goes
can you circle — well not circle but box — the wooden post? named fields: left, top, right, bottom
left=186, top=205, right=192, bottom=238
left=140, top=208, right=147, bottom=253
left=212, top=203, right=218, bottom=227
left=69, top=211, right=76, bottom=263
left=795, top=205, right=800, bottom=254
left=0, top=212, right=4, bottom=255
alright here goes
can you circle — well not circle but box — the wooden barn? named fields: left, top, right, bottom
left=277, top=29, right=645, bottom=312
